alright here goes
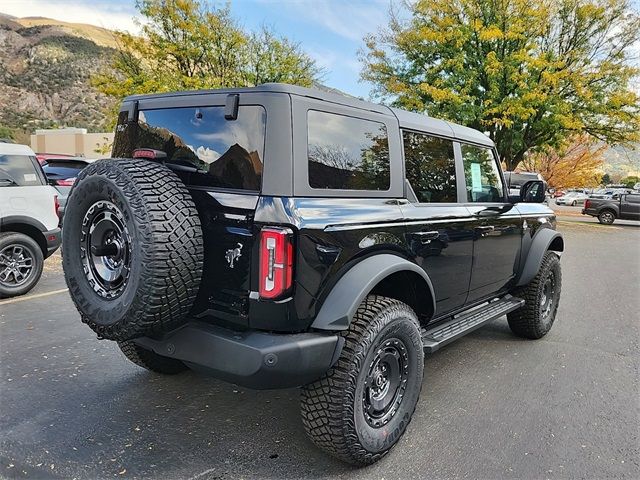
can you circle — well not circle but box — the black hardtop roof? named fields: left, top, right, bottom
left=124, top=83, right=494, bottom=148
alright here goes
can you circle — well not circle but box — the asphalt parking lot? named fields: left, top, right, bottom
left=1, top=216, right=639, bottom=479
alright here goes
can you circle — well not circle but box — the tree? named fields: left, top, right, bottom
left=362, top=0, right=640, bottom=170
left=620, top=175, right=640, bottom=187
left=93, top=0, right=322, bottom=125
left=601, top=173, right=611, bottom=185
left=519, top=134, right=605, bottom=188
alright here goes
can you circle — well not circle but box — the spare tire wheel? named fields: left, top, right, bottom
left=62, top=159, right=203, bottom=341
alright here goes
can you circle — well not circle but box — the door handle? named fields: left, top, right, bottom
left=413, top=231, right=440, bottom=244
left=475, top=225, right=495, bottom=236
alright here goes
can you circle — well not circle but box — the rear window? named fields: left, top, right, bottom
left=113, top=106, right=266, bottom=191
left=0, top=154, right=44, bottom=186
left=307, top=110, right=390, bottom=191
left=504, top=172, right=539, bottom=187
left=42, top=161, right=89, bottom=179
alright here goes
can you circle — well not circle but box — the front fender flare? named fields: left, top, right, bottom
left=311, top=254, right=435, bottom=331
left=516, top=228, right=564, bottom=287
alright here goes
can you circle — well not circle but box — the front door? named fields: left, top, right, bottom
left=459, top=143, right=522, bottom=303
left=400, top=131, right=474, bottom=316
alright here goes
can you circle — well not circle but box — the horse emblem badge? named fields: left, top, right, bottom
left=225, top=243, right=243, bottom=268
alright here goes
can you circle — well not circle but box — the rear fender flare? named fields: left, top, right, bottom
left=516, top=228, right=564, bottom=287
left=310, top=254, right=436, bottom=331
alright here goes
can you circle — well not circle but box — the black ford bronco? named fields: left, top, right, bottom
left=62, top=84, right=563, bottom=465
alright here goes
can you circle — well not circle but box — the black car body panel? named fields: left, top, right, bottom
left=110, top=83, right=562, bottom=388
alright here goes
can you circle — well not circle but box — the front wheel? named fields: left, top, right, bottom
left=301, top=296, right=424, bottom=465
left=0, top=232, right=44, bottom=298
left=508, top=252, right=561, bottom=339
left=571, top=200, right=576, bottom=206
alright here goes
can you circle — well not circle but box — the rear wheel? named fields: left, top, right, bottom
left=508, top=252, right=561, bottom=339
left=598, top=210, right=615, bottom=224
left=301, top=296, right=424, bottom=465
left=118, top=341, right=187, bottom=374
left=0, top=232, right=44, bottom=298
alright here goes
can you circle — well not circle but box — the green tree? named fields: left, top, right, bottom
left=601, top=173, right=611, bottom=185
left=93, top=0, right=322, bottom=125
left=362, top=0, right=640, bottom=170
left=620, top=175, right=640, bottom=187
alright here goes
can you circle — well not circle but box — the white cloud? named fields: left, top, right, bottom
left=187, top=145, right=221, bottom=164
left=257, top=0, right=389, bottom=43
left=0, top=0, right=141, bottom=33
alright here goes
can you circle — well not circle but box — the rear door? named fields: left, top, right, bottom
left=112, top=93, right=278, bottom=326
left=460, top=144, right=522, bottom=303
left=400, top=130, right=474, bottom=315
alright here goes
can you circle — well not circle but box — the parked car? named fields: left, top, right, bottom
left=41, top=156, right=95, bottom=221
left=556, top=191, right=589, bottom=206
left=503, top=171, right=544, bottom=197
left=61, top=84, right=563, bottom=466
left=0, top=144, right=61, bottom=297
left=582, top=194, right=640, bottom=224
left=552, top=190, right=566, bottom=198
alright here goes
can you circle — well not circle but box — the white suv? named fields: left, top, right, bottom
left=0, top=143, right=61, bottom=297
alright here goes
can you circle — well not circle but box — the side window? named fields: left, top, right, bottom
left=461, top=144, right=504, bottom=203
left=402, top=131, right=457, bottom=203
left=307, top=110, right=390, bottom=191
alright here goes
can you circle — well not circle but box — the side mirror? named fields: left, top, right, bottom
left=520, top=180, right=546, bottom=203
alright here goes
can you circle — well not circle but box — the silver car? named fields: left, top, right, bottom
left=556, top=191, right=589, bottom=206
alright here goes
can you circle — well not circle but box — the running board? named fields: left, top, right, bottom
left=421, top=295, right=524, bottom=353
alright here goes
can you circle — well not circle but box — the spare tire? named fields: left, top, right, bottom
left=62, top=159, right=203, bottom=341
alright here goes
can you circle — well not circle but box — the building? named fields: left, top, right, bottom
left=30, top=128, right=113, bottom=159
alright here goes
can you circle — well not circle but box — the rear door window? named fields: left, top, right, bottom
left=402, top=131, right=457, bottom=203
left=115, top=106, right=266, bottom=191
left=307, top=110, right=390, bottom=191
left=0, top=155, right=45, bottom=186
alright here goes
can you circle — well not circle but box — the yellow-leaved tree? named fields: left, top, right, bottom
left=362, top=0, right=640, bottom=170
left=519, top=135, right=606, bottom=189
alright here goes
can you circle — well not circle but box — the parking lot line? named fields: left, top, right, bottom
left=0, top=288, right=69, bottom=306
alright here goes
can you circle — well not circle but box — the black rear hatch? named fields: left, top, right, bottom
left=112, top=101, right=267, bottom=328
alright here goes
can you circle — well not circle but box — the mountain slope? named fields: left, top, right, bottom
left=0, top=15, right=116, bottom=143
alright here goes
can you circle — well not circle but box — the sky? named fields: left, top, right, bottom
left=0, top=0, right=395, bottom=98
left=1, top=0, right=638, bottom=97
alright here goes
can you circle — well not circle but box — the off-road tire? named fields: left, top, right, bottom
left=301, top=295, right=424, bottom=466
left=508, top=252, right=561, bottom=339
left=597, top=209, right=616, bottom=225
left=118, top=341, right=188, bottom=374
left=0, top=232, right=44, bottom=298
left=62, top=159, right=203, bottom=341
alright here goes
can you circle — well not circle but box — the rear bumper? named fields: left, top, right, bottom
left=44, top=227, right=61, bottom=257
left=133, top=322, right=343, bottom=389
left=582, top=208, right=597, bottom=216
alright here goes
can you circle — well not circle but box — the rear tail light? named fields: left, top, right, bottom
left=258, top=227, right=294, bottom=299
left=584, top=200, right=590, bottom=209
left=54, top=195, right=60, bottom=218
left=57, top=177, right=76, bottom=186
